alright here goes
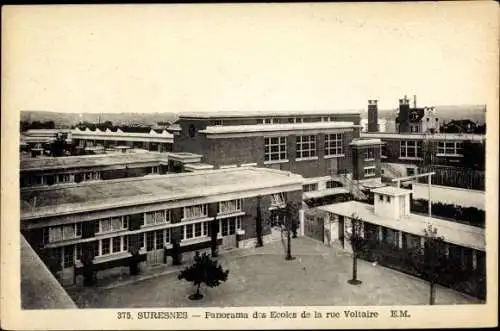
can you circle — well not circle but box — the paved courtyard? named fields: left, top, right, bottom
left=67, top=237, right=481, bottom=308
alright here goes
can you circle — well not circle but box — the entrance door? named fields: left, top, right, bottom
left=220, top=218, right=238, bottom=250
left=145, top=231, right=164, bottom=265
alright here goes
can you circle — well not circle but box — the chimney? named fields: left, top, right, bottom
left=398, top=95, right=411, bottom=133
left=367, top=100, right=379, bottom=132
left=413, top=95, right=417, bottom=108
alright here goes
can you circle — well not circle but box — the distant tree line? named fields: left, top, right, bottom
left=20, top=120, right=56, bottom=132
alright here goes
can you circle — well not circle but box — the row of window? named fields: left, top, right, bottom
left=264, top=134, right=344, bottom=162
left=55, top=218, right=244, bottom=268
left=43, top=199, right=248, bottom=243
left=383, top=141, right=466, bottom=159
left=260, top=116, right=338, bottom=124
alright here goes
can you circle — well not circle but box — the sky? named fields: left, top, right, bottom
left=2, top=2, right=498, bottom=114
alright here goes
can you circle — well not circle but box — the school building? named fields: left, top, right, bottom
left=20, top=167, right=303, bottom=286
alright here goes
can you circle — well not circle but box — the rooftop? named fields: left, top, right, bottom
left=180, top=110, right=363, bottom=119
left=360, top=132, right=486, bottom=142
left=371, top=186, right=412, bottom=196
left=200, top=122, right=359, bottom=135
left=349, top=138, right=383, bottom=147
left=21, top=151, right=166, bottom=171
left=21, top=235, right=77, bottom=309
left=21, top=167, right=303, bottom=219
left=318, top=201, right=485, bottom=251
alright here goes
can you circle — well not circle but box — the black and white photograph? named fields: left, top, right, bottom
left=1, top=2, right=498, bottom=330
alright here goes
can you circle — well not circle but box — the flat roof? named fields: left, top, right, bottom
left=371, top=186, right=412, bottom=196
left=303, top=187, right=350, bottom=200
left=180, top=110, right=363, bottom=119
left=21, top=152, right=166, bottom=171
left=360, top=132, right=485, bottom=142
left=200, top=122, right=359, bottom=134
left=318, top=201, right=485, bottom=251
left=349, top=138, right=383, bottom=146
left=21, top=235, right=78, bottom=309
left=184, top=163, right=215, bottom=170
left=21, top=167, right=304, bottom=219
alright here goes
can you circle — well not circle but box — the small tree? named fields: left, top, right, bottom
left=277, top=201, right=301, bottom=261
left=346, top=214, right=369, bottom=285
left=178, top=251, right=229, bottom=300
left=255, top=196, right=264, bottom=247
left=410, top=224, right=449, bottom=305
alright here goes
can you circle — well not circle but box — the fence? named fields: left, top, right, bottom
left=418, top=166, right=485, bottom=190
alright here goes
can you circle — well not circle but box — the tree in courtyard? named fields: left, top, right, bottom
left=274, top=200, right=301, bottom=261
left=178, top=251, right=229, bottom=300
left=255, top=196, right=264, bottom=247
left=409, top=224, right=449, bottom=305
left=346, top=214, right=369, bottom=286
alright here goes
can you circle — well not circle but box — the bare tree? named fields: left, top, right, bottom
left=410, top=224, right=449, bottom=305
left=346, top=214, right=369, bottom=285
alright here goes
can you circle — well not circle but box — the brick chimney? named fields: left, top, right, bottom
left=398, top=95, right=411, bottom=133
left=367, top=100, right=379, bottom=132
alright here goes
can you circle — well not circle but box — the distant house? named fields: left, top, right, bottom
left=441, top=120, right=478, bottom=134
left=395, top=96, right=440, bottom=134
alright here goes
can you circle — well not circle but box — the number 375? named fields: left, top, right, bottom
left=117, top=312, right=133, bottom=320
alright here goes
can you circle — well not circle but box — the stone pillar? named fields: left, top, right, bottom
left=398, top=231, right=403, bottom=249
left=377, top=226, right=383, bottom=242
left=420, top=237, right=425, bottom=248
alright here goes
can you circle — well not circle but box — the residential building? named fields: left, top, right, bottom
left=20, top=167, right=303, bottom=286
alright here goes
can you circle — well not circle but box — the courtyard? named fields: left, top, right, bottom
left=67, top=237, right=481, bottom=308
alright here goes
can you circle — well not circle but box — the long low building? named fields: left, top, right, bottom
left=21, top=167, right=304, bottom=286
left=20, top=151, right=169, bottom=188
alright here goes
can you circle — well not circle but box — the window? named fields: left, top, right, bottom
left=57, top=174, right=70, bottom=183
left=185, top=224, right=194, bottom=239
left=146, top=232, right=155, bottom=251
left=271, top=192, right=286, bottom=206
left=386, top=196, right=391, bottom=203
left=326, top=180, right=340, bottom=189
left=217, top=199, right=242, bottom=214
left=112, top=237, right=121, bottom=253
left=264, top=137, right=287, bottom=162
left=48, top=223, right=82, bottom=243
left=261, top=118, right=274, bottom=124
left=400, top=140, right=423, bottom=158
left=155, top=230, right=164, bottom=249
left=437, top=142, right=463, bottom=156
left=183, top=204, right=208, bottom=220
left=98, top=216, right=128, bottom=233
left=63, top=246, right=75, bottom=268
left=183, top=222, right=209, bottom=240
left=364, top=167, right=376, bottom=177
left=75, top=243, right=82, bottom=261
left=325, top=133, right=343, bottom=156
left=219, top=217, right=242, bottom=236
left=214, top=120, right=223, bottom=126
left=378, top=194, right=384, bottom=202
left=101, top=238, right=111, bottom=255
left=364, top=148, right=375, bottom=160
left=194, top=223, right=202, bottom=237
left=144, top=210, right=170, bottom=226
left=296, top=135, right=317, bottom=159
left=303, top=183, right=318, bottom=192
